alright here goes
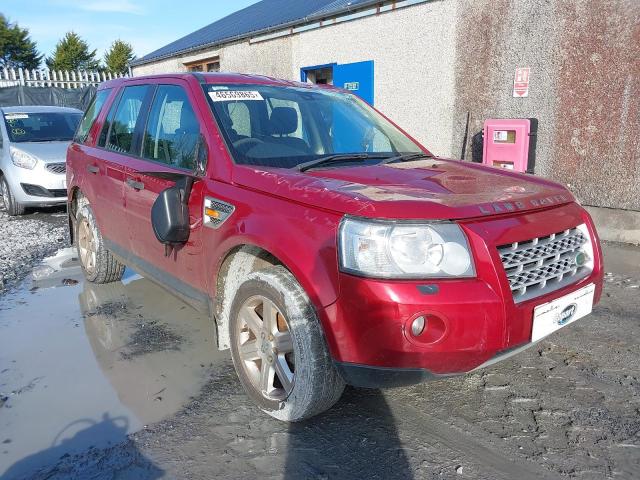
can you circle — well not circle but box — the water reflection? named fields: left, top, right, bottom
left=79, top=277, right=227, bottom=425
left=0, top=248, right=225, bottom=478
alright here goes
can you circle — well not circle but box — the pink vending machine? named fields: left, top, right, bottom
left=482, top=118, right=538, bottom=173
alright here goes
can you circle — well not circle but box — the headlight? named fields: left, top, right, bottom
left=10, top=147, right=38, bottom=169
left=339, top=217, right=475, bottom=279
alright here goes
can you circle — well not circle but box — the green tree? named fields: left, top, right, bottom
left=104, top=39, right=135, bottom=74
left=46, top=32, right=100, bottom=71
left=0, top=14, right=43, bottom=69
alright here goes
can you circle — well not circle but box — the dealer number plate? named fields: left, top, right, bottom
left=531, top=283, right=595, bottom=342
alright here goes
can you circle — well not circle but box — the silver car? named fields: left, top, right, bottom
left=0, top=106, right=82, bottom=215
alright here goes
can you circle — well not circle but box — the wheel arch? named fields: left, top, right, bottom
left=213, top=238, right=340, bottom=351
left=213, top=244, right=283, bottom=350
left=67, top=186, right=84, bottom=245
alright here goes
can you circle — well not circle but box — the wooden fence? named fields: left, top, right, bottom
left=0, top=67, right=127, bottom=88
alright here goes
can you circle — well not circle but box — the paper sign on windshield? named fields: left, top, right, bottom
left=4, top=114, right=29, bottom=120
left=208, top=91, right=264, bottom=102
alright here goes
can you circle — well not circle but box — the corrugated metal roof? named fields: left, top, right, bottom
left=132, top=0, right=378, bottom=66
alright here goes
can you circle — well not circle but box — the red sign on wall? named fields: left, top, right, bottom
left=513, top=67, right=530, bottom=97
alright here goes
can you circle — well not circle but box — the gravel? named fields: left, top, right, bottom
left=0, top=208, right=68, bottom=293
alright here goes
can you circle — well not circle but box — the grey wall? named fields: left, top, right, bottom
left=454, top=0, right=640, bottom=211
left=133, top=0, right=640, bottom=211
left=134, top=1, right=458, bottom=156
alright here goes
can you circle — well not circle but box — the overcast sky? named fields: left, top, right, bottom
left=3, top=0, right=261, bottom=66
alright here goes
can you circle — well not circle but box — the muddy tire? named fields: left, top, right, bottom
left=1, top=175, right=26, bottom=216
left=229, top=265, right=345, bottom=422
left=76, top=202, right=125, bottom=284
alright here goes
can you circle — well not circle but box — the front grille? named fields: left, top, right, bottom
left=498, top=226, right=592, bottom=302
left=46, top=162, right=66, bottom=174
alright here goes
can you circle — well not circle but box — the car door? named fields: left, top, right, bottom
left=88, top=84, right=154, bottom=254
left=122, top=81, right=206, bottom=297
left=68, top=88, right=116, bottom=226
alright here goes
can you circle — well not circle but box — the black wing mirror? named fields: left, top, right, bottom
left=148, top=135, right=208, bottom=255
left=151, top=176, right=194, bottom=253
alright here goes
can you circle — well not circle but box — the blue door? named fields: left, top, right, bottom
left=333, top=60, right=375, bottom=105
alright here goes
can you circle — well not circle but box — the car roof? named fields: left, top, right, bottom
left=99, top=72, right=337, bottom=92
left=0, top=105, right=83, bottom=114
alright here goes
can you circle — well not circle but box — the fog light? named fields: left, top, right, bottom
left=411, top=316, right=426, bottom=336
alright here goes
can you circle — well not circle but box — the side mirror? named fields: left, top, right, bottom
left=151, top=176, right=194, bottom=251
left=148, top=134, right=207, bottom=253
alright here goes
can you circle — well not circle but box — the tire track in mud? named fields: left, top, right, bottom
left=364, top=393, right=560, bottom=480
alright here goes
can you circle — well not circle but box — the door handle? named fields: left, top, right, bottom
left=87, top=165, right=99, bottom=174
left=126, top=178, right=145, bottom=191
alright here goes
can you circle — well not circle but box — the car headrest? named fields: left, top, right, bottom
left=270, top=107, right=297, bottom=135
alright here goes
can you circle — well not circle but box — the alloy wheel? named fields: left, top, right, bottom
left=236, top=295, right=295, bottom=401
left=0, top=179, right=8, bottom=210
left=78, top=218, right=97, bottom=275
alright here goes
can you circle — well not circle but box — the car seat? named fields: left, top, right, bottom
left=172, top=104, right=200, bottom=168
left=269, top=107, right=310, bottom=153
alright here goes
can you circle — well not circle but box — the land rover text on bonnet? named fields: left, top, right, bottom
left=66, top=73, right=604, bottom=421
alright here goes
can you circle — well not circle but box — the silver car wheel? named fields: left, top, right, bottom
left=236, top=295, right=295, bottom=401
left=0, top=179, right=8, bottom=210
left=78, top=217, right=97, bottom=275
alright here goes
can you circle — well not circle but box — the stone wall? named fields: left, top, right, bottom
left=133, top=0, right=640, bottom=211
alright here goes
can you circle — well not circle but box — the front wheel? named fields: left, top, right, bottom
left=1, top=175, right=25, bottom=216
left=76, top=202, right=125, bottom=284
left=229, top=266, right=345, bottom=421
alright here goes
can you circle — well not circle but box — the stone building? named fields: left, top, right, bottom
left=132, top=0, right=640, bottom=243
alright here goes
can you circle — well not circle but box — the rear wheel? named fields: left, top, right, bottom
left=76, top=202, right=125, bottom=284
left=229, top=266, right=345, bottom=421
left=1, top=175, right=26, bottom=216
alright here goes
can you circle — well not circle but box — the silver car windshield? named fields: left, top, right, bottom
left=3, top=111, right=82, bottom=143
left=204, top=84, right=423, bottom=168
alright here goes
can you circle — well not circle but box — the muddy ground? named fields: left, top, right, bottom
left=0, top=208, right=67, bottom=294
left=0, top=225, right=638, bottom=479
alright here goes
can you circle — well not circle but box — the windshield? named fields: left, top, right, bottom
left=3, top=111, right=82, bottom=143
left=204, top=84, right=423, bottom=168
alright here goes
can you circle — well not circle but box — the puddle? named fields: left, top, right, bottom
left=0, top=248, right=227, bottom=479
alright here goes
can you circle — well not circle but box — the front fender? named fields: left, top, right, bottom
left=201, top=180, right=343, bottom=350
left=207, top=195, right=342, bottom=309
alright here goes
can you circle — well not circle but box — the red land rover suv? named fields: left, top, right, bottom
left=67, top=73, right=603, bottom=421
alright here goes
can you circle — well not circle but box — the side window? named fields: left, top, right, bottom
left=227, top=103, right=251, bottom=137
left=98, top=92, right=120, bottom=148
left=106, top=85, right=150, bottom=155
left=369, top=128, right=393, bottom=152
left=142, top=85, right=201, bottom=170
left=74, top=89, right=111, bottom=144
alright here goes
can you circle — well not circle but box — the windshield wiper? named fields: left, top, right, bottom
left=379, top=152, right=434, bottom=165
left=295, top=154, right=389, bottom=173
left=28, top=138, right=70, bottom=143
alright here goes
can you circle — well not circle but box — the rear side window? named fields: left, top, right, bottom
left=98, top=96, right=118, bottom=148
left=142, top=85, right=201, bottom=169
left=227, top=102, right=251, bottom=137
left=106, top=85, right=151, bottom=155
left=74, top=89, right=110, bottom=144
